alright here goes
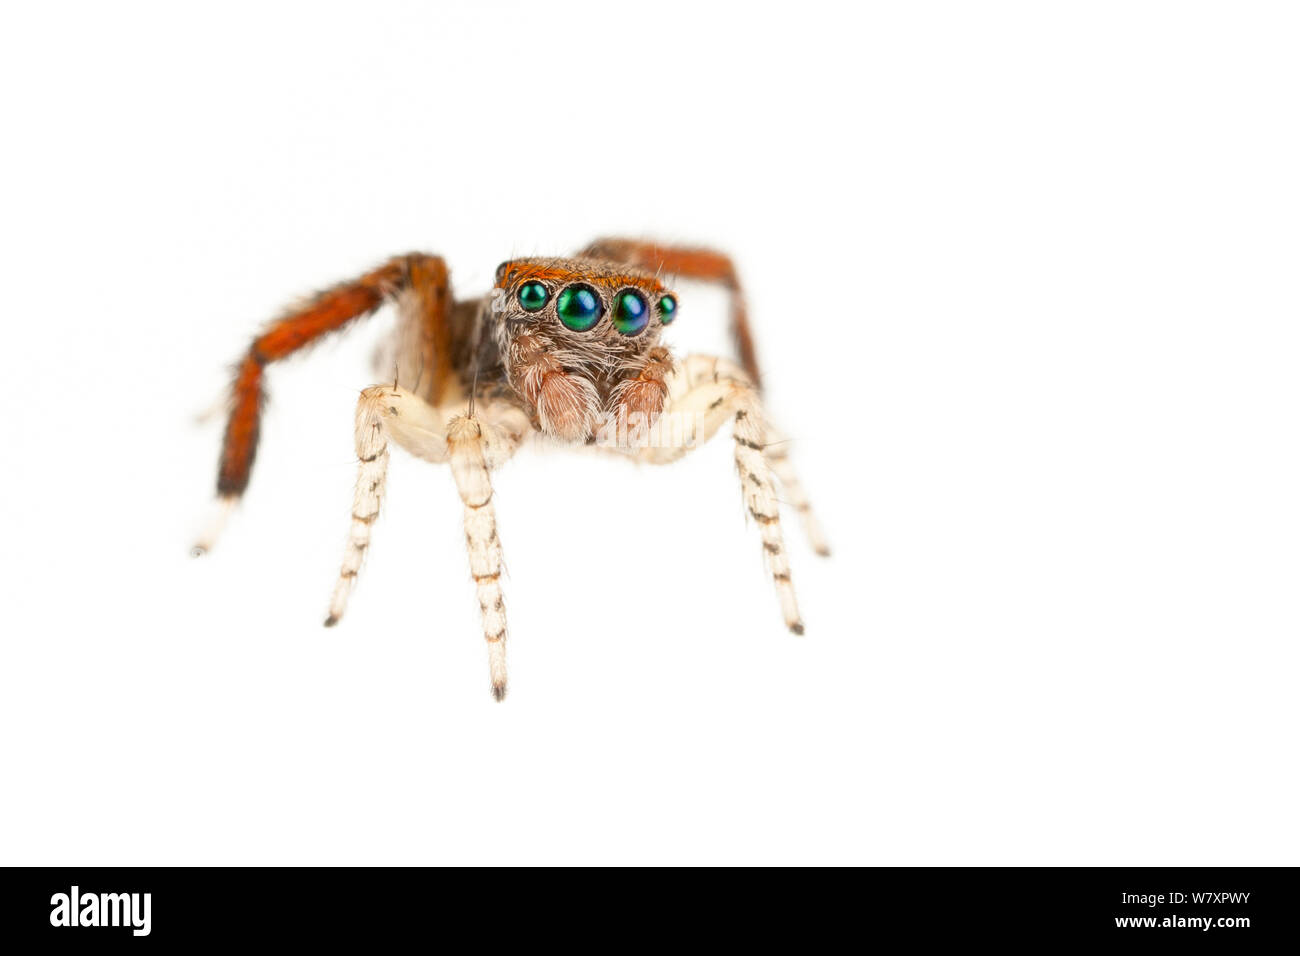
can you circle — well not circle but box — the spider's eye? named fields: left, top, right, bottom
left=658, top=294, right=678, bottom=325
left=612, top=290, right=649, bottom=336
left=556, top=284, right=603, bottom=331
left=517, top=280, right=548, bottom=312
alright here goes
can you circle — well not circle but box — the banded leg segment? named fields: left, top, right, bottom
left=733, top=399, right=803, bottom=634
left=578, top=238, right=764, bottom=389
left=214, top=253, right=452, bottom=504
left=325, top=385, right=452, bottom=628
left=765, top=431, right=831, bottom=557
left=635, top=355, right=803, bottom=634
left=323, top=386, right=527, bottom=701
left=446, top=407, right=529, bottom=701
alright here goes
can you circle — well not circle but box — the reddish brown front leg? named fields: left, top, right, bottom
left=579, top=238, right=763, bottom=390
left=214, top=253, right=452, bottom=502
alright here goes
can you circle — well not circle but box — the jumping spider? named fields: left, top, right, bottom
left=197, top=238, right=829, bottom=700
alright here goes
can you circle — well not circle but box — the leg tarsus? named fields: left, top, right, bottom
left=765, top=434, right=832, bottom=558
left=191, top=494, right=238, bottom=557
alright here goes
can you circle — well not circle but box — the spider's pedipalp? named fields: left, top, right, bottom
left=608, top=345, right=673, bottom=424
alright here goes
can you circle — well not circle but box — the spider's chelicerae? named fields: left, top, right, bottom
left=198, top=238, right=829, bottom=700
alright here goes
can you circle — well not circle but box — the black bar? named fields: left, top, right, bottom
left=1, top=866, right=1294, bottom=945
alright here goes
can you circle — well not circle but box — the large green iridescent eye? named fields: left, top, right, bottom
left=556, top=284, right=602, bottom=331
left=612, top=290, right=649, bottom=336
left=517, top=280, right=548, bottom=312
left=658, top=294, right=678, bottom=325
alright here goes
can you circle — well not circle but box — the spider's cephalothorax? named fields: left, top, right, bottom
left=197, top=239, right=829, bottom=700
left=489, top=257, right=677, bottom=443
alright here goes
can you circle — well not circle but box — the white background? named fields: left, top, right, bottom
left=1, top=1, right=1297, bottom=865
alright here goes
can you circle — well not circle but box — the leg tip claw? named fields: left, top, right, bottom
left=323, top=615, right=339, bottom=628
left=491, top=683, right=508, bottom=702
left=789, top=621, right=805, bottom=636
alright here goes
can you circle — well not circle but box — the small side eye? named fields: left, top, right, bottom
left=658, top=294, right=677, bottom=325
left=517, top=280, right=548, bottom=312
left=556, top=284, right=603, bottom=331
left=612, top=290, right=649, bottom=336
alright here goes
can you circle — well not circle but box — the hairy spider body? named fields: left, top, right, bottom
left=198, top=239, right=829, bottom=700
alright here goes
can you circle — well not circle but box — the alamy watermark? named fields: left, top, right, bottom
left=592, top=409, right=704, bottom=450
left=50, top=885, right=151, bottom=937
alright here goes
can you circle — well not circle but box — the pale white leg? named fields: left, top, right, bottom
left=324, top=382, right=527, bottom=700
left=732, top=398, right=804, bottom=634
left=325, top=385, right=451, bottom=627
left=765, top=431, right=831, bottom=557
left=446, top=406, right=529, bottom=700
left=635, top=354, right=805, bottom=634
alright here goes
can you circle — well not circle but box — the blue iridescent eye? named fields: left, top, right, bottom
left=556, top=284, right=602, bottom=331
left=658, top=294, right=677, bottom=325
left=612, top=290, right=649, bottom=336
left=517, top=280, right=548, bottom=312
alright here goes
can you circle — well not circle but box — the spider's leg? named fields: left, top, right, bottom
left=631, top=354, right=804, bottom=634
left=445, top=406, right=530, bottom=701
left=582, top=241, right=828, bottom=554
left=764, top=430, right=832, bottom=558
left=323, top=386, right=528, bottom=701
left=197, top=253, right=453, bottom=554
left=325, top=384, right=451, bottom=628
left=578, top=238, right=763, bottom=389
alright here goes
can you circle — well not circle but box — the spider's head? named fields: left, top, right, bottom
left=490, top=257, right=678, bottom=442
